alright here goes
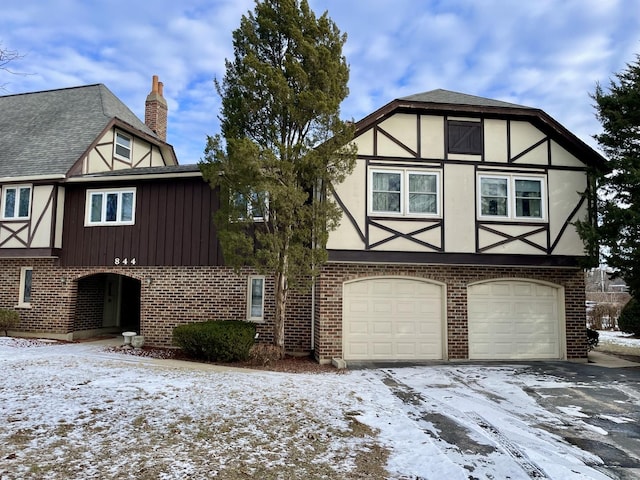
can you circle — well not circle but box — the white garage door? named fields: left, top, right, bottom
left=468, top=280, right=562, bottom=360
left=343, top=277, right=444, bottom=361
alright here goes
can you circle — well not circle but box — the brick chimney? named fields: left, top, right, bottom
left=145, top=75, right=168, bottom=142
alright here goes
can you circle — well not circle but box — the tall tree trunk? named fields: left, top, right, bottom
left=273, top=245, right=289, bottom=359
left=274, top=270, right=288, bottom=358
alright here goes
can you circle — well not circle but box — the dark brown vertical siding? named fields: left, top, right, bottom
left=61, top=177, right=222, bottom=266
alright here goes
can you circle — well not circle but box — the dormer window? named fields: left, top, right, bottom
left=2, top=185, right=32, bottom=219
left=115, top=132, right=132, bottom=160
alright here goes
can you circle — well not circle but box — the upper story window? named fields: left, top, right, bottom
left=115, top=132, right=132, bottom=160
left=233, top=191, right=269, bottom=222
left=478, top=175, right=545, bottom=220
left=86, top=188, right=136, bottom=226
left=2, top=185, right=32, bottom=220
left=370, top=169, right=440, bottom=216
left=447, top=120, right=482, bottom=155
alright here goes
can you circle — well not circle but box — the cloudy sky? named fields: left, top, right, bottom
left=1, top=0, right=638, bottom=164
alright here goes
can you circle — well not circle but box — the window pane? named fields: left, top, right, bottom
left=409, top=193, right=437, bottom=213
left=482, top=197, right=508, bottom=216
left=106, top=193, right=118, bottom=222
left=91, top=194, right=103, bottom=222
left=481, top=178, right=508, bottom=216
left=250, top=278, right=264, bottom=318
left=18, top=187, right=30, bottom=217
left=116, top=133, right=131, bottom=148
left=408, top=174, right=437, bottom=214
left=373, top=192, right=401, bottom=212
left=515, top=179, right=542, bottom=217
left=372, top=172, right=401, bottom=213
left=121, top=192, right=134, bottom=221
left=373, top=172, right=401, bottom=192
left=4, top=189, right=15, bottom=218
left=23, top=269, right=32, bottom=304
left=409, top=174, right=436, bottom=193
left=481, top=178, right=507, bottom=197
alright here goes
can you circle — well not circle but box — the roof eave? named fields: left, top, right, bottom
left=354, top=99, right=607, bottom=170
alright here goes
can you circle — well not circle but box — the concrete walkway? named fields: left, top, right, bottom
left=588, top=350, right=640, bottom=368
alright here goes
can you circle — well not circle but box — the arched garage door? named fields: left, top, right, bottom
left=468, top=280, right=564, bottom=360
left=342, top=277, right=445, bottom=361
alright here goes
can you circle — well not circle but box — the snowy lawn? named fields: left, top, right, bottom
left=0, top=337, right=630, bottom=479
left=596, top=329, right=640, bottom=358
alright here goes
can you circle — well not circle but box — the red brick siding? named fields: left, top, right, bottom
left=316, top=263, right=586, bottom=362
left=0, top=259, right=311, bottom=352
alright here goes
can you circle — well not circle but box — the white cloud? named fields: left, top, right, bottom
left=1, top=0, right=639, bottom=161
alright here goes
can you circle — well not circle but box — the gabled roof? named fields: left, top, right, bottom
left=356, top=88, right=606, bottom=170
left=0, top=84, right=172, bottom=178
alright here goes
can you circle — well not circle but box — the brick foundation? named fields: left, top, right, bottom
left=0, top=258, right=587, bottom=362
left=315, top=262, right=587, bottom=362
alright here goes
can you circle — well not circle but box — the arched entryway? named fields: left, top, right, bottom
left=74, top=273, right=141, bottom=336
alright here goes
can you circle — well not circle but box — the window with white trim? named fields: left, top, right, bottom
left=370, top=169, right=440, bottom=216
left=247, top=276, right=265, bottom=321
left=18, top=267, right=33, bottom=307
left=2, top=185, right=32, bottom=219
left=115, top=132, right=132, bottom=160
left=478, top=175, right=545, bottom=219
left=233, top=191, right=269, bottom=222
left=85, top=188, right=136, bottom=226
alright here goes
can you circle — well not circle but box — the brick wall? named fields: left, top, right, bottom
left=316, top=262, right=586, bottom=362
left=0, top=257, right=586, bottom=362
left=0, top=259, right=312, bottom=353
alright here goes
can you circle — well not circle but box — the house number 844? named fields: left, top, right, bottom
left=114, top=257, right=137, bottom=266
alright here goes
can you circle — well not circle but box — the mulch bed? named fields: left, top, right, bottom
left=104, top=344, right=341, bottom=374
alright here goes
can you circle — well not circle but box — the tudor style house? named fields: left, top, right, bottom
left=0, top=81, right=605, bottom=364
left=315, top=90, right=605, bottom=363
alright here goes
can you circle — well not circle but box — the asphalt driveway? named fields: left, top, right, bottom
left=525, top=359, right=640, bottom=479
left=374, top=355, right=640, bottom=480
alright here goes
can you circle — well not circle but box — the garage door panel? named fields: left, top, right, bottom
left=343, top=278, right=444, bottom=361
left=468, top=280, right=562, bottom=360
left=372, top=320, right=392, bottom=334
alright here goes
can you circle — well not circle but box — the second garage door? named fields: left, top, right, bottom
left=342, top=277, right=445, bottom=361
left=468, top=280, right=563, bottom=360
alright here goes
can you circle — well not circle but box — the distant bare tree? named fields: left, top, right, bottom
left=1, top=43, right=24, bottom=90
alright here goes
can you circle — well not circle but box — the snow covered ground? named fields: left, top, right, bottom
left=598, top=329, right=640, bottom=350
left=1, top=337, right=634, bottom=479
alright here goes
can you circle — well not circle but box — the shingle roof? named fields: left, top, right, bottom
left=0, top=84, right=157, bottom=178
left=72, top=164, right=201, bottom=178
left=399, top=89, right=531, bottom=109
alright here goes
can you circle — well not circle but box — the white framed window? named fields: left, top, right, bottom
left=370, top=169, right=440, bottom=216
left=115, top=132, right=132, bottom=160
left=2, top=185, right=32, bottom=219
left=18, top=267, right=33, bottom=307
left=247, top=276, right=265, bottom=321
left=478, top=175, right=545, bottom=220
left=233, top=191, right=269, bottom=222
left=85, top=188, right=136, bottom=226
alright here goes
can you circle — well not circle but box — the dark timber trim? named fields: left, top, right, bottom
left=328, top=249, right=582, bottom=267
left=331, top=185, right=365, bottom=244
left=367, top=219, right=442, bottom=251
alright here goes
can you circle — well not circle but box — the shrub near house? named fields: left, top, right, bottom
left=0, top=309, right=19, bottom=336
left=172, top=320, right=256, bottom=362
